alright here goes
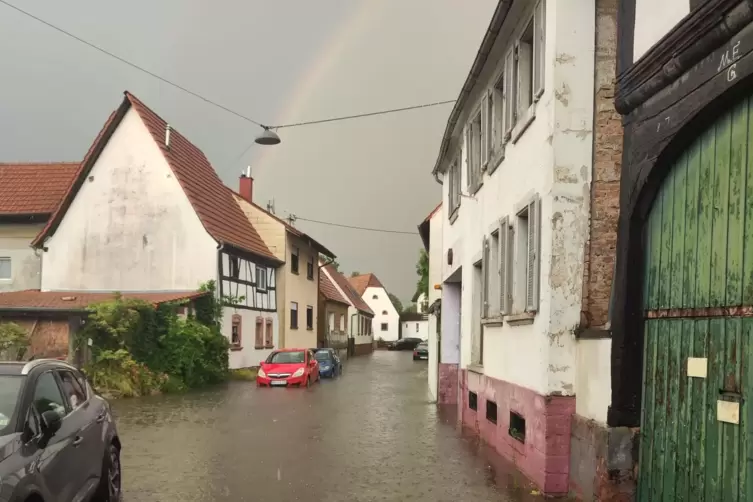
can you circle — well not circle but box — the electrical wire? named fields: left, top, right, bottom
left=283, top=214, right=419, bottom=236
left=1, top=0, right=456, bottom=135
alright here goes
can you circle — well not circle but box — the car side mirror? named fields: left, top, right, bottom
left=41, top=410, right=62, bottom=438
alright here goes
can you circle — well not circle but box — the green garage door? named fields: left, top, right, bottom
left=639, top=95, right=753, bottom=501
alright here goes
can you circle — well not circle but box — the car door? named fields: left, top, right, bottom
left=31, top=370, right=84, bottom=502
left=57, top=369, right=104, bottom=498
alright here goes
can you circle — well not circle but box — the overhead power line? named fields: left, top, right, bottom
left=284, top=213, right=419, bottom=236
left=2, top=0, right=456, bottom=135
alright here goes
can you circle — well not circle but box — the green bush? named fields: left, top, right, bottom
left=0, top=322, right=29, bottom=361
left=79, top=283, right=230, bottom=398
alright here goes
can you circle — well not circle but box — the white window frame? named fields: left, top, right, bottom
left=465, top=110, right=483, bottom=193
left=0, top=257, right=10, bottom=280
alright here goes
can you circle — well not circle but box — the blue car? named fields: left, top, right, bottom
left=314, top=349, right=342, bottom=378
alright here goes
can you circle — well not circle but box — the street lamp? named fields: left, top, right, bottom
left=255, top=127, right=281, bottom=146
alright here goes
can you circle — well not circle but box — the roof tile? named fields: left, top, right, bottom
left=319, top=272, right=349, bottom=305
left=0, top=290, right=208, bottom=311
left=348, top=273, right=385, bottom=297
left=324, top=265, right=373, bottom=315
left=0, top=163, right=79, bottom=215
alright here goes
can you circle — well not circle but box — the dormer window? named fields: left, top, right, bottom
left=372, top=294, right=378, bottom=300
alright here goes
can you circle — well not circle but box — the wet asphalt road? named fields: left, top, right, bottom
left=114, top=350, right=544, bottom=502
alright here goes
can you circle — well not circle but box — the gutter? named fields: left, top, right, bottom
left=431, top=0, right=513, bottom=176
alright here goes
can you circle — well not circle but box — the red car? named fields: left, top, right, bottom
left=257, top=348, right=320, bottom=388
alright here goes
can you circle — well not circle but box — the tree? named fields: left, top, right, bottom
left=414, top=249, right=429, bottom=301
left=320, top=254, right=339, bottom=271
left=388, top=293, right=403, bottom=313
left=350, top=271, right=361, bottom=277
left=403, top=303, right=418, bottom=313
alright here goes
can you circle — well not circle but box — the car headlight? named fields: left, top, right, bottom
left=258, top=368, right=266, bottom=378
left=292, top=368, right=304, bottom=378
left=321, top=365, right=330, bottom=370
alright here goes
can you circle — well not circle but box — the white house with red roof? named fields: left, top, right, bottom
left=26, top=91, right=283, bottom=369
left=348, top=273, right=399, bottom=343
left=320, top=264, right=374, bottom=356
left=0, top=163, right=78, bottom=292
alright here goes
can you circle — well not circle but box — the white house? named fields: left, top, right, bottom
left=348, top=273, right=399, bottom=342
left=31, top=91, right=283, bottom=369
left=431, top=0, right=620, bottom=496
left=320, top=264, right=374, bottom=355
left=418, top=203, right=444, bottom=403
left=400, top=313, right=428, bottom=340
left=0, top=163, right=78, bottom=292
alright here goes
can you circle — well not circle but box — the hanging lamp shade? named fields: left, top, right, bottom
left=255, top=128, right=281, bottom=145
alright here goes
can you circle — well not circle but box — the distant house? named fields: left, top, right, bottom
left=348, top=273, right=399, bottom=342
left=317, top=270, right=349, bottom=355
left=320, top=264, right=374, bottom=355
left=0, top=163, right=78, bottom=292
left=230, top=169, right=335, bottom=350
left=400, top=312, right=428, bottom=340
left=25, top=91, right=283, bottom=369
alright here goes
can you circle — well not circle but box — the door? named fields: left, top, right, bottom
left=638, top=95, right=753, bottom=501
left=32, top=371, right=86, bottom=502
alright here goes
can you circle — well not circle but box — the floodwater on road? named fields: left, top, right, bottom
left=114, top=350, right=545, bottom=502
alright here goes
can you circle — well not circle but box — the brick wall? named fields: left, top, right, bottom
left=581, top=0, right=622, bottom=329
left=7, top=317, right=70, bottom=359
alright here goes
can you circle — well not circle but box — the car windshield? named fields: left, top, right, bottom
left=267, top=351, right=305, bottom=364
left=314, top=351, right=333, bottom=362
left=0, top=376, right=23, bottom=434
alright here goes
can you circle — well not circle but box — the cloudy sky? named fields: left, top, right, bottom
left=0, top=0, right=495, bottom=302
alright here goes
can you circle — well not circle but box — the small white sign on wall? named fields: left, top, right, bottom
left=717, top=400, right=740, bottom=425
left=687, top=357, right=707, bottom=378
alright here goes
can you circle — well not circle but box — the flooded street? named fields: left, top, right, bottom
left=114, top=351, right=543, bottom=502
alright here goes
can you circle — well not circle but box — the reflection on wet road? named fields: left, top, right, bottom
left=115, top=350, right=542, bottom=501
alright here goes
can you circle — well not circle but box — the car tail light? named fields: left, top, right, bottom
left=413, top=350, right=417, bottom=356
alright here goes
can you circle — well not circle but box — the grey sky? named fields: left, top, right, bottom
left=0, top=0, right=494, bottom=302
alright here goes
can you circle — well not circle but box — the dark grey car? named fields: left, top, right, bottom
left=0, top=359, right=121, bottom=502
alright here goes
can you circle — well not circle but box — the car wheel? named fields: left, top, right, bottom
left=93, top=441, right=121, bottom=501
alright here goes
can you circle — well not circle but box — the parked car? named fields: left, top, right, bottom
left=387, top=337, right=423, bottom=351
left=314, top=349, right=342, bottom=378
left=257, top=349, right=320, bottom=388
left=413, top=341, right=429, bottom=361
left=0, top=359, right=121, bottom=502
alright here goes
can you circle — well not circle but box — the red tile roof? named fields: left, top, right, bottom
left=424, top=202, right=442, bottom=222
left=0, top=289, right=208, bottom=311
left=348, top=273, right=385, bottom=297
left=319, top=272, right=349, bottom=305
left=0, top=163, right=79, bottom=216
left=324, top=265, right=373, bottom=316
left=33, top=92, right=278, bottom=262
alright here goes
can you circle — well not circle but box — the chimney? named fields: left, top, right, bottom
left=239, top=165, right=253, bottom=203
left=165, top=124, right=171, bottom=150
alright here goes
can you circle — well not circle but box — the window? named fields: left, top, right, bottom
left=33, top=372, right=66, bottom=420
left=290, top=302, right=298, bottom=329
left=509, top=411, right=526, bottom=443
left=0, top=258, right=10, bottom=280
left=291, top=247, right=299, bottom=274
left=340, top=314, right=346, bottom=331
left=513, top=196, right=541, bottom=313
left=492, top=72, right=508, bottom=154
left=448, top=154, right=461, bottom=218
left=307, top=257, right=314, bottom=280
left=468, top=391, right=478, bottom=411
left=381, top=323, right=388, bottom=331
left=265, top=318, right=274, bottom=348
left=498, top=217, right=514, bottom=315
left=513, top=1, right=545, bottom=128
left=58, top=371, right=86, bottom=409
left=372, top=294, right=378, bottom=300
left=486, top=400, right=498, bottom=424
left=306, top=306, right=314, bottom=330
left=382, top=310, right=388, bottom=315
left=256, top=266, right=267, bottom=291
left=229, top=256, right=240, bottom=278
left=231, top=314, right=242, bottom=347
left=328, top=312, right=335, bottom=331
left=255, top=317, right=264, bottom=349
left=465, top=110, right=483, bottom=192
left=415, top=323, right=419, bottom=332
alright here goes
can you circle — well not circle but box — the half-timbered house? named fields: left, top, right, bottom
left=30, top=91, right=282, bottom=369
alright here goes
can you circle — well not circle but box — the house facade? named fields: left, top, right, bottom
left=604, top=0, right=753, bottom=499
left=432, top=0, right=621, bottom=496
left=321, top=264, right=374, bottom=355
left=0, top=163, right=78, bottom=292
left=317, top=270, right=349, bottom=357
left=31, top=91, right=283, bottom=370
left=418, top=203, right=444, bottom=403
left=348, top=273, right=399, bottom=342
left=400, top=312, right=428, bottom=340
left=232, top=172, right=335, bottom=350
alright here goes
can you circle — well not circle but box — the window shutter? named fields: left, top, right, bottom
left=265, top=318, right=274, bottom=348
left=255, top=317, right=264, bottom=349
left=503, top=49, right=515, bottom=134
left=481, top=93, right=490, bottom=170
left=517, top=42, right=533, bottom=117
left=498, top=217, right=509, bottom=315
left=534, top=0, right=546, bottom=97
left=490, top=88, right=498, bottom=151
left=465, top=126, right=472, bottom=188
left=482, top=237, right=489, bottom=318
left=526, top=196, right=541, bottom=311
